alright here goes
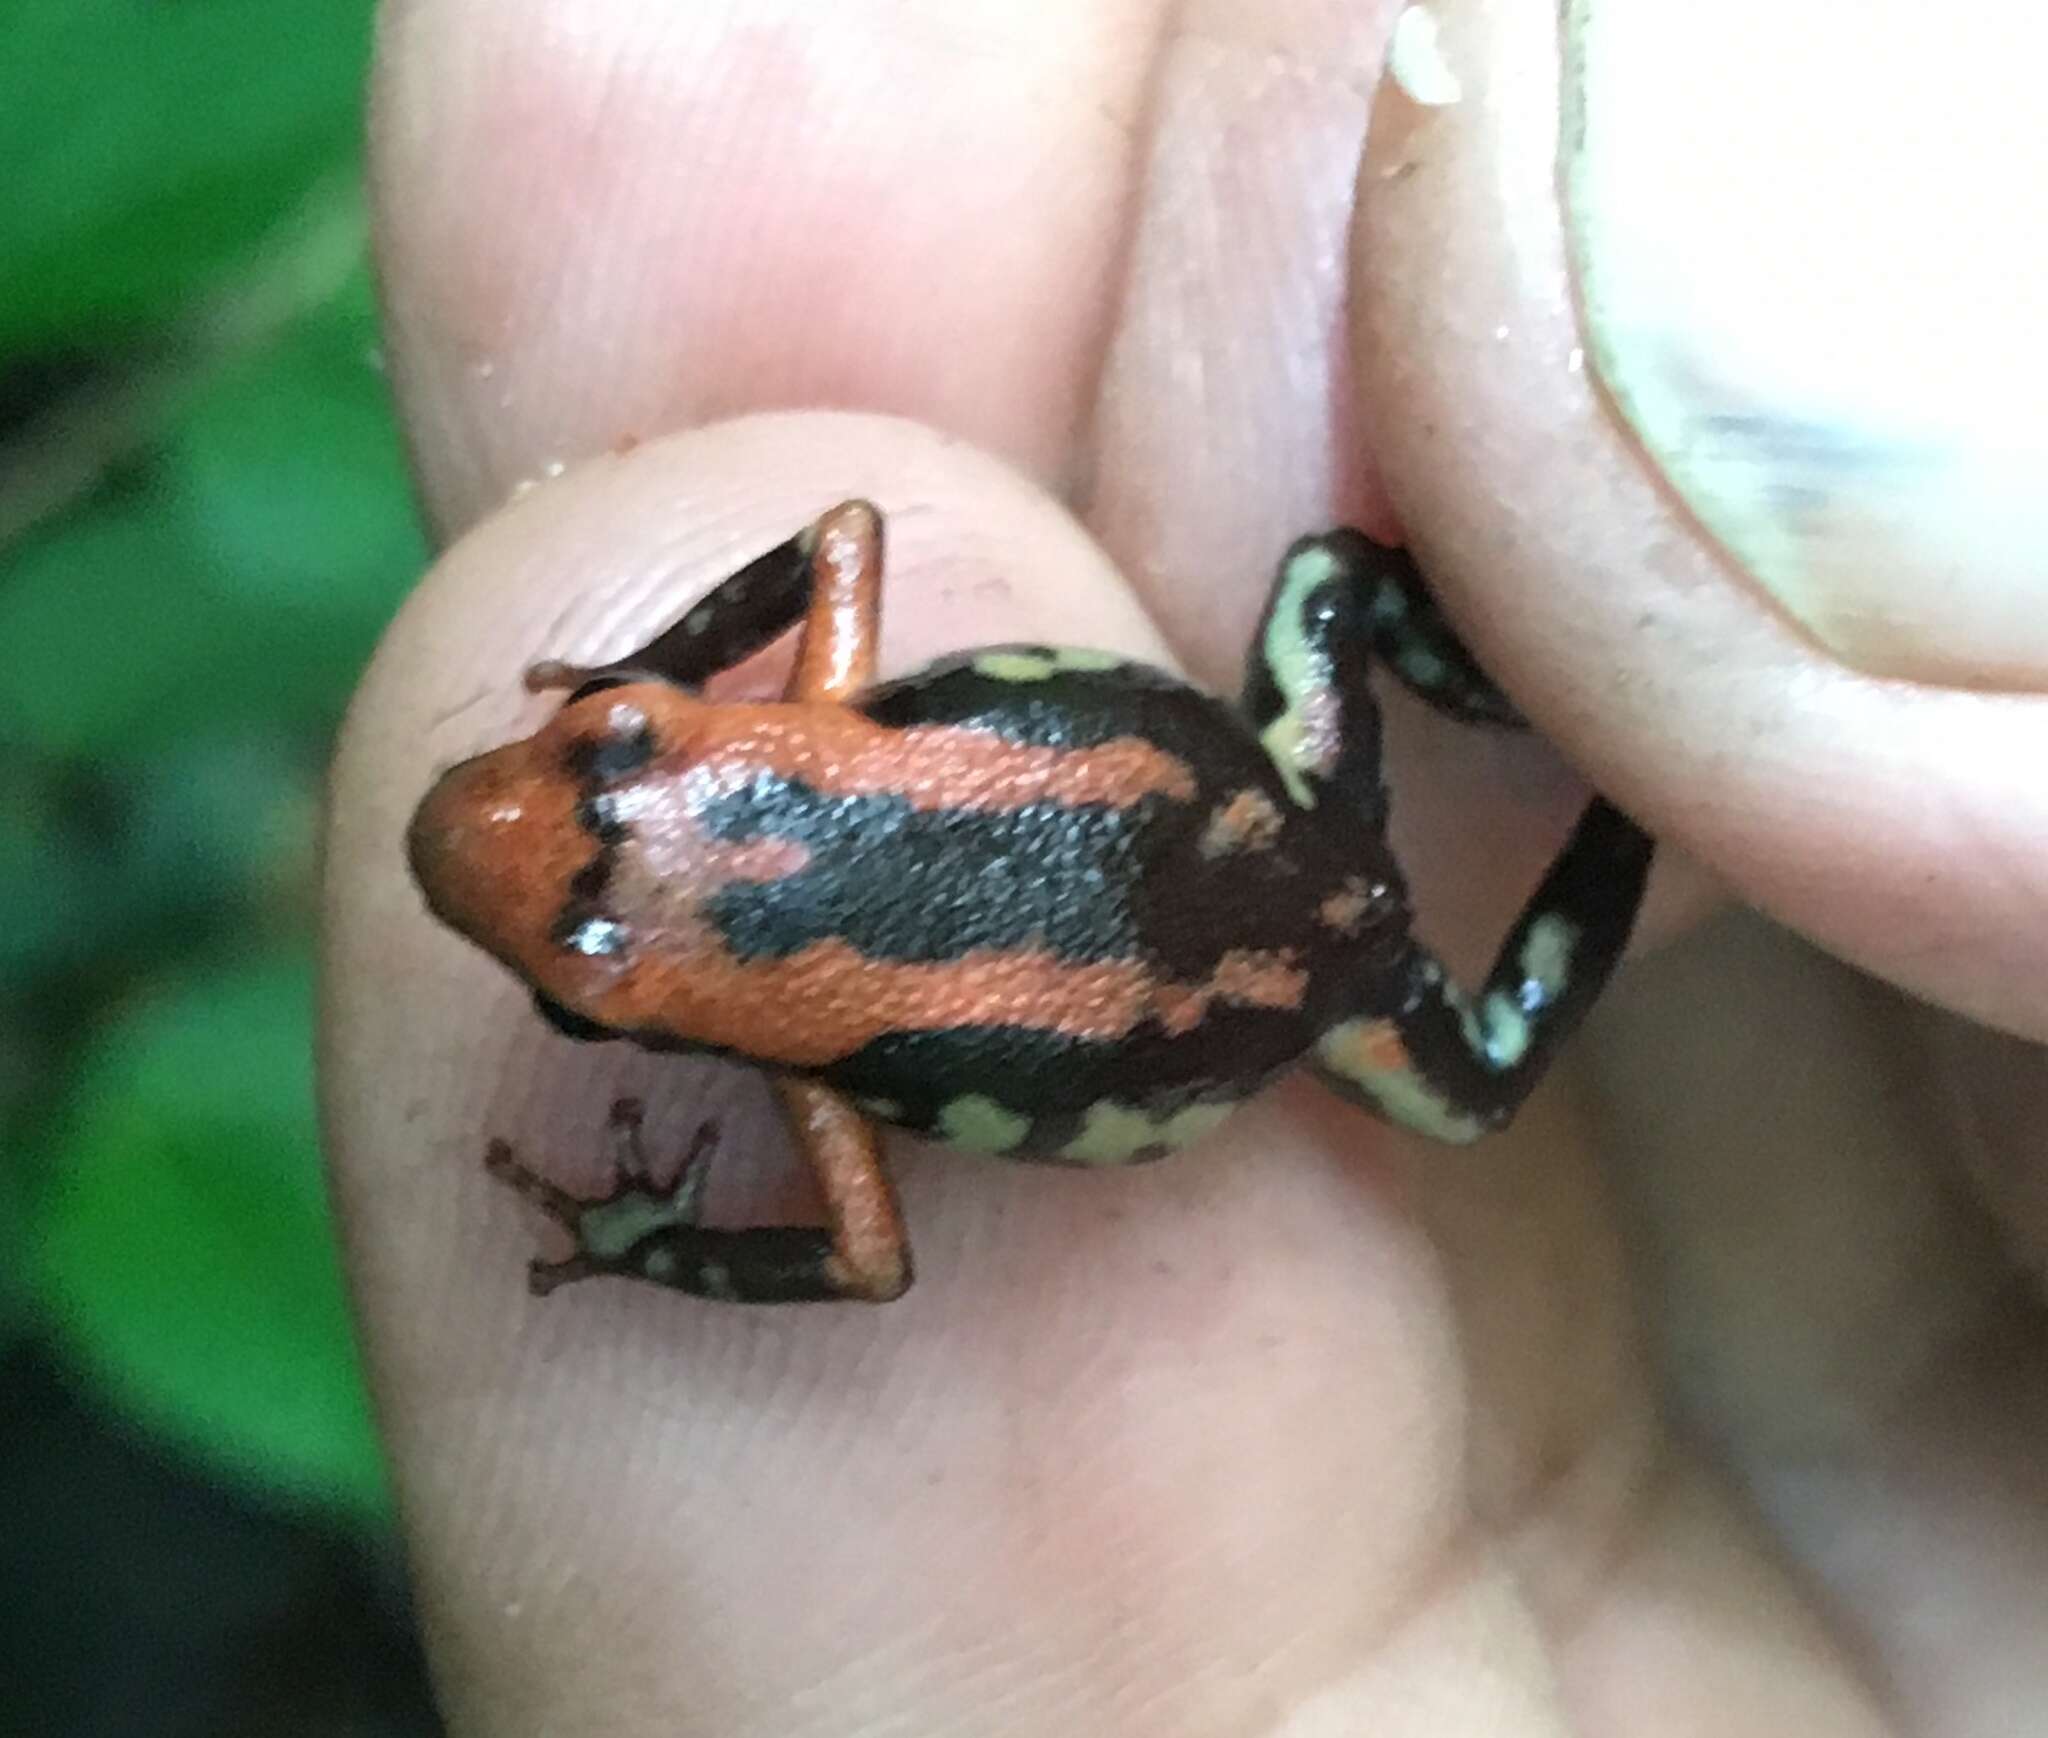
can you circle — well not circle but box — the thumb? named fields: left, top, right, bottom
left=1354, top=0, right=2048, bottom=1040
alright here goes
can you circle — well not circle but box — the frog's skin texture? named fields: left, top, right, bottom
left=409, top=501, right=1654, bottom=1303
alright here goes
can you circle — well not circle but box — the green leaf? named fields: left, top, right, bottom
left=0, top=757, right=100, bottom=982
left=0, top=269, right=426, bottom=757
left=177, top=272, right=428, bottom=621
left=0, top=734, right=322, bottom=991
left=0, top=1087, right=29, bottom=1345
left=31, top=950, right=388, bottom=1522
left=116, top=732, right=321, bottom=919
left=0, top=0, right=377, bottom=350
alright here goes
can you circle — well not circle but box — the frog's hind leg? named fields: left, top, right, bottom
left=523, top=499, right=878, bottom=697
left=1243, top=528, right=1654, bottom=1140
left=1313, top=798, right=1651, bottom=1140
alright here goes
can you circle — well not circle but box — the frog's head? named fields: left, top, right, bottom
left=407, top=682, right=699, bottom=1007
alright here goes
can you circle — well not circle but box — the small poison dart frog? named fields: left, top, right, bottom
left=409, top=502, right=1653, bottom=1304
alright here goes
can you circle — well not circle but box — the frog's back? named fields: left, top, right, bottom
left=859, top=645, right=1255, bottom=769
left=725, top=646, right=1401, bottom=1162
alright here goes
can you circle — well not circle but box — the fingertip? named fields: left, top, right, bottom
left=1353, top=0, right=2048, bottom=1038
left=368, top=0, right=1137, bottom=533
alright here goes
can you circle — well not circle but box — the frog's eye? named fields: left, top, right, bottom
left=564, top=700, right=658, bottom=785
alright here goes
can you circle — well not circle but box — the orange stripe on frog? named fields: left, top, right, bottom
left=581, top=941, right=1162, bottom=1066
left=563, top=931, right=1311, bottom=1071
left=628, top=690, right=1198, bottom=815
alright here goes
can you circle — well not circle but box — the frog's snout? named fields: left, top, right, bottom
left=409, top=750, right=491, bottom=931
left=407, top=744, right=558, bottom=948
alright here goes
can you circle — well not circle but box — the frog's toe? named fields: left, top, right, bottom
left=526, top=1251, right=603, bottom=1296
left=484, top=1136, right=584, bottom=1227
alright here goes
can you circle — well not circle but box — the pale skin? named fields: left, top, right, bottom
left=323, top=2, right=2048, bottom=1733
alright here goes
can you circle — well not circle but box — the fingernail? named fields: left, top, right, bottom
left=1560, top=0, right=2048, bottom=689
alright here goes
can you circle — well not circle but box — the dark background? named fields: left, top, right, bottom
left=3, top=4, right=441, bottom=1730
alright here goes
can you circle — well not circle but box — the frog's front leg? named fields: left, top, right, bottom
left=522, top=504, right=849, bottom=697
left=1246, top=529, right=1655, bottom=1140
left=769, top=501, right=916, bottom=1292
left=487, top=1100, right=905, bottom=1302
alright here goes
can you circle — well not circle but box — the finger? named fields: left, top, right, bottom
left=1353, top=0, right=2048, bottom=1040
left=1919, top=1008, right=2048, bottom=1288
left=1584, top=915, right=2048, bottom=1729
left=323, top=417, right=1474, bottom=1736
left=369, top=0, right=1160, bottom=536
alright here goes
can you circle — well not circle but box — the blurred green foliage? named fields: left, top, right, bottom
left=0, top=268, right=420, bottom=755
left=2, top=0, right=412, bottom=1523
left=2, top=0, right=374, bottom=351
left=33, top=953, right=388, bottom=1522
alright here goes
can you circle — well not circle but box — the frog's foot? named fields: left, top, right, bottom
left=521, top=657, right=606, bottom=695
left=484, top=1099, right=716, bottom=1297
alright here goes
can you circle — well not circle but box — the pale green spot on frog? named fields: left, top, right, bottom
left=1257, top=545, right=1343, bottom=807
left=1477, top=992, right=1531, bottom=1069
left=936, top=1093, right=1032, bottom=1153
left=1520, top=914, right=1578, bottom=1000
left=972, top=646, right=1129, bottom=682
left=1061, top=1099, right=1234, bottom=1165
left=972, top=650, right=1057, bottom=682
left=1395, top=646, right=1449, bottom=691
left=1050, top=646, right=1124, bottom=672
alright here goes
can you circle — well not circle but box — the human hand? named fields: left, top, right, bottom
left=324, top=2, right=2048, bottom=1732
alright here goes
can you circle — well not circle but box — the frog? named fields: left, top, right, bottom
left=408, top=500, right=1654, bottom=1304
